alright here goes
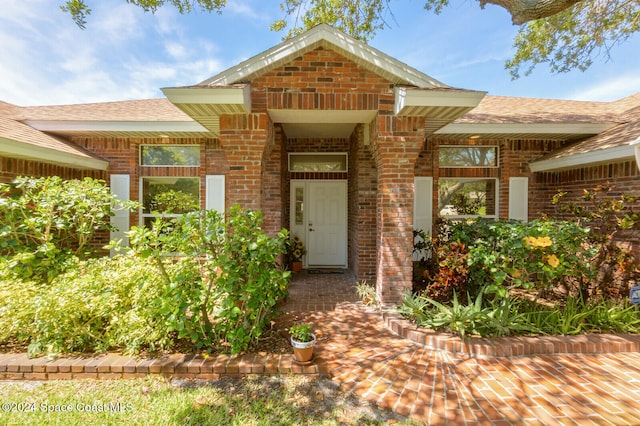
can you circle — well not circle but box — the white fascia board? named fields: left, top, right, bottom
left=529, top=144, right=635, bottom=172
left=162, top=86, right=251, bottom=110
left=0, top=138, right=109, bottom=170
left=24, top=120, right=209, bottom=133
left=199, top=24, right=446, bottom=89
left=395, top=88, right=486, bottom=114
left=435, top=122, right=616, bottom=135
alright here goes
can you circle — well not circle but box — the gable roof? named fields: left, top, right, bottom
left=162, top=24, right=486, bottom=136
left=198, top=23, right=448, bottom=89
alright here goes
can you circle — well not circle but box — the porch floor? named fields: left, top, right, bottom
left=2, top=270, right=640, bottom=423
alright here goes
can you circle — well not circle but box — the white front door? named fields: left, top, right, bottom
left=290, top=180, right=347, bottom=267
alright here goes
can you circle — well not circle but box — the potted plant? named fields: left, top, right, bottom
left=287, top=235, right=306, bottom=272
left=289, top=321, right=316, bottom=363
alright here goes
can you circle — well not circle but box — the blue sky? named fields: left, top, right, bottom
left=1, top=0, right=639, bottom=106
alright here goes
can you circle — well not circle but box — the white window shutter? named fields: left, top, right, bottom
left=206, top=175, right=225, bottom=213
left=413, top=176, right=433, bottom=261
left=509, top=177, right=528, bottom=221
left=110, top=174, right=130, bottom=256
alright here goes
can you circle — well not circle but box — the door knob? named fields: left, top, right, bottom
left=309, top=228, right=315, bottom=232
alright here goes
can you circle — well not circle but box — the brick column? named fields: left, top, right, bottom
left=220, top=113, right=268, bottom=210
left=371, top=115, right=426, bottom=304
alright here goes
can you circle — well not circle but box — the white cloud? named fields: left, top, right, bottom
left=226, top=1, right=262, bottom=20
left=164, top=41, right=190, bottom=61
left=569, top=74, right=640, bottom=102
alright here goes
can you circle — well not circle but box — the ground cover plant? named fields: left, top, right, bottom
left=0, top=177, right=290, bottom=357
left=405, top=185, right=640, bottom=338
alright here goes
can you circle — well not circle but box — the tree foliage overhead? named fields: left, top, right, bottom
left=61, top=0, right=226, bottom=29
left=505, top=0, right=640, bottom=78
left=60, top=0, right=640, bottom=77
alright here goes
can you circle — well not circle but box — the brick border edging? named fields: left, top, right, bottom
left=382, top=310, right=640, bottom=358
left=0, top=352, right=328, bottom=381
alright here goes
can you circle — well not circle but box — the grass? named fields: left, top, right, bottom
left=0, top=376, right=412, bottom=425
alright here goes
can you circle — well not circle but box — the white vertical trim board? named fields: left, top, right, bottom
left=110, top=174, right=130, bottom=257
left=206, top=175, right=226, bottom=213
left=508, top=177, right=528, bottom=221
left=413, top=176, right=433, bottom=261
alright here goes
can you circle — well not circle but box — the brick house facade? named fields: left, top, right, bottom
left=2, top=25, right=640, bottom=303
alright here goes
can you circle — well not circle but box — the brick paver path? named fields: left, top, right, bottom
left=3, top=270, right=640, bottom=424
left=284, top=272, right=640, bottom=424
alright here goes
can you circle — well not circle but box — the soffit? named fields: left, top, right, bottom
left=269, top=109, right=377, bottom=138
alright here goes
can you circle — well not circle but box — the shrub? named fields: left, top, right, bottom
left=0, top=255, right=175, bottom=357
left=0, top=176, right=136, bottom=282
left=462, top=219, right=596, bottom=295
left=128, top=205, right=290, bottom=354
left=551, top=184, right=640, bottom=300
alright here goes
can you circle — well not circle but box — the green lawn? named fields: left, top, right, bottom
left=0, top=376, right=411, bottom=425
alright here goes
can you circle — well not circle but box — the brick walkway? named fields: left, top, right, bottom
left=3, top=271, right=640, bottom=424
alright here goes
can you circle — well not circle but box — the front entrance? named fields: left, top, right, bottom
left=290, top=180, right=347, bottom=267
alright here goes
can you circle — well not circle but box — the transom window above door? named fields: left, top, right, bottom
left=288, top=153, right=348, bottom=172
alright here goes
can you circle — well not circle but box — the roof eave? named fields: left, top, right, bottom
left=435, top=122, right=617, bottom=138
left=529, top=144, right=635, bottom=172
left=25, top=120, right=209, bottom=134
left=0, top=138, right=109, bottom=171
left=161, top=86, right=252, bottom=135
left=393, top=88, right=486, bottom=134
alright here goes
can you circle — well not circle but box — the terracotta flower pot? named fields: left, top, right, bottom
left=291, top=334, right=316, bottom=363
left=291, top=261, right=302, bottom=272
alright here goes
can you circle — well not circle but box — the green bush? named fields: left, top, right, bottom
left=128, top=205, right=290, bottom=354
left=0, top=255, right=177, bottom=357
left=464, top=219, right=596, bottom=294
left=0, top=176, right=136, bottom=282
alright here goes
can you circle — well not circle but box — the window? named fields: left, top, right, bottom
left=288, top=153, right=348, bottom=172
left=140, top=145, right=200, bottom=166
left=140, top=177, right=200, bottom=226
left=439, top=146, right=498, bottom=168
left=438, top=178, right=497, bottom=219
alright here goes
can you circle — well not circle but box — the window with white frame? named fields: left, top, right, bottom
left=288, top=153, right=348, bottom=172
left=140, top=177, right=200, bottom=226
left=438, top=178, right=498, bottom=219
left=439, top=146, right=498, bottom=168
left=140, top=145, right=200, bottom=166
